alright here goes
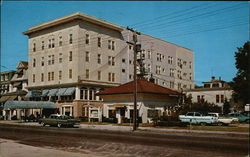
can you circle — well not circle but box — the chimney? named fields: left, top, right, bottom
left=211, top=76, right=215, bottom=81
left=219, top=77, right=221, bottom=81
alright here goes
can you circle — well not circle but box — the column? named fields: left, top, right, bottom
left=75, top=86, right=80, bottom=100
left=59, top=107, right=62, bottom=115
left=70, top=106, right=72, bottom=117
left=3, top=110, right=6, bottom=120
left=116, top=109, right=121, bottom=124
left=9, top=110, right=12, bottom=120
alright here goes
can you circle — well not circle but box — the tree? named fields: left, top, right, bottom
left=230, top=41, right=250, bottom=106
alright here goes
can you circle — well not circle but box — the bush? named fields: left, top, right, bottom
left=157, top=121, right=188, bottom=127
left=79, top=116, right=88, bottom=122
left=102, top=117, right=117, bottom=123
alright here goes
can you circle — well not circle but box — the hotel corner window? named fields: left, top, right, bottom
left=69, top=34, right=73, bottom=44
left=112, top=73, right=115, bottom=82
left=86, top=51, right=89, bottom=62
left=69, top=69, right=72, bottom=79
left=98, top=71, right=101, bottom=80
left=97, top=54, right=101, bottom=64
left=48, top=39, right=51, bottom=48
left=86, top=69, right=89, bottom=79
left=59, top=71, right=62, bottom=80
left=108, top=72, right=111, bottom=81
left=32, top=74, right=35, bottom=83
left=59, top=53, right=62, bottom=63
left=41, top=73, right=44, bottom=82
left=48, top=72, right=51, bottom=81
left=111, top=41, right=115, bottom=50
left=216, top=95, right=220, bottom=103
left=33, top=43, right=36, bottom=52
left=51, top=38, right=55, bottom=48
left=41, top=57, right=44, bottom=66
left=51, top=55, right=55, bottom=64
left=41, top=41, right=44, bottom=50
left=59, top=36, right=62, bottom=46
left=108, top=40, right=111, bottom=49
left=51, top=72, right=54, bottom=81
left=98, top=37, right=101, bottom=47
left=69, top=51, right=72, bottom=61
left=85, top=34, right=89, bottom=44
left=33, top=59, right=36, bottom=67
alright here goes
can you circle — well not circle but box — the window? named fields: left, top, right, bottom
left=189, top=62, right=192, bottom=69
left=59, top=71, right=62, bottom=80
left=108, top=56, right=111, bottom=65
left=51, top=55, right=54, bottom=64
left=122, top=58, right=126, bottom=63
left=69, top=69, right=72, bottom=79
left=156, top=66, right=161, bottom=74
left=89, top=90, right=93, bottom=100
left=111, top=41, right=115, bottom=50
left=148, top=51, right=151, bottom=59
left=129, top=74, right=133, bottom=80
left=170, top=69, right=174, bottom=77
left=98, top=37, right=101, bottom=47
left=51, top=38, right=55, bottom=48
left=48, top=72, right=51, bottom=81
left=33, top=43, right=36, bottom=52
left=86, top=51, right=89, bottom=62
left=122, top=69, right=125, bottom=73
left=129, top=45, right=132, bottom=50
left=197, top=95, right=201, bottom=103
left=112, top=73, right=115, bottom=82
left=85, top=34, right=89, bottom=44
left=216, top=95, right=220, bottom=103
left=69, top=51, right=72, bottom=61
left=80, top=89, right=84, bottom=99
left=59, top=53, right=62, bottom=63
left=59, top=36, right=62, bottom=46
left=97, top=54, right=101, bottom=64
left=86, top=69, right=89, bottom=79
left=108, top=40, right=111, bottom=49
left=162, top=68, right=165, bottom=73
left=112, top=57, right=115, bottom=66
left=212, top=83, right=219, bottom=88
left=41, top=41, right=44, bottom=50
left=221, top=95, right=224, bottom=103
left=69, top=34, right=73, bottom=44
left=33, top=59, right=36, bottom=67
left=41, top=73, right=44, bottom=82
left=32, top=74, right=35, bottom=83
left=108, top=73, right=111, bottom=81
left=51, top=72, right=54, bottom=81
left=98, top=71, right=101, bottom=80
left=48, top=39, right=51, bottom=48
left=170, top=82, right=174, bottom=89
left=41, top=57, right=44, bottom=66
left=48, top=55, right=51, bottom=65
left=168, top=56, right=173, bottom=64
left=84, top=89, right=88, bottom=100
left=129, top=60, right=132, bottom=64
left=190, top=73, right=192, bottom=80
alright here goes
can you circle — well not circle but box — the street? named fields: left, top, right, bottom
left=0, top=123, right=248, bottom=157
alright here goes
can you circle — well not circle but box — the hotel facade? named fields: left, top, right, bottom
left=23, top=12, right=194, bottom=119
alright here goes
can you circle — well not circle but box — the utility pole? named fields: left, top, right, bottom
left=127, top=27, right=140, bottom=131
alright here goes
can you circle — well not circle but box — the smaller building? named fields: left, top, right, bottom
left=185, top=77, right=233, bottom=110
left=98, top=79, right=180, bottom=124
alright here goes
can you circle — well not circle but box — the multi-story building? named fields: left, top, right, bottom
left=23, top=12, right=194, bottom=118
left=185, top=76, right=233, bottom=108
left=0, top=70, right=16, bottom=95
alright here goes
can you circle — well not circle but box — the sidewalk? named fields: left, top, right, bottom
left=0, top=120, right=248, bottom=135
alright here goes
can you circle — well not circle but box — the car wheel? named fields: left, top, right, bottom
left=57, top=123, right=61, bottom=128
left=41, top=122, right=46, bottom=126
left=217, top=122, right=223, bottom=126
left=200, top=122, right=206, bottom=126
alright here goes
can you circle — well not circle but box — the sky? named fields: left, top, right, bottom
left=1, top=1, right=249, bottom=85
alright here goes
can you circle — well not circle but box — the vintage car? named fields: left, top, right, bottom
left=40, top=114, right=80, bottom=127
left=228, top=112, right=250, bottom=123
left=207, top=113, right=238, bottom=126
left=179, top=112, right=217, bottom=126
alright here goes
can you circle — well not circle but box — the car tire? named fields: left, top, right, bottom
left=200, top=122, right=206, bottom=126
left=217, top=122, right=223, bottom=126
left=57, top=123, right=61, bottom=128
left=41, top=122, right=46, bottom=126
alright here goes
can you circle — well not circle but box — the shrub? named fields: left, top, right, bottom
left=102, top=117, right=117, bottom=123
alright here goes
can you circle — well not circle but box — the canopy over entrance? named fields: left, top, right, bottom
left=4, top=100, right=56, bottom=109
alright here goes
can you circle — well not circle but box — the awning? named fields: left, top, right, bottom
left=63, top=87, right=75, bottom=96
left=4, top=100, right=56, bottom=109
left=13, top=82, right=22, bottom=87
left=0, top=96, right=10, bottom=102
left=47, top=89, right=58, bottom=96
left=41, top=89, right=50, bottom=97
left=109, top=104, right=127, bottom=108
left=56, top=88, right=68, bottom=96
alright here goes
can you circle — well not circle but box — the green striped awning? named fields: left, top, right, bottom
left=56, top=88, right=68, bottom=96
left=41, top=89, right=50, bottom=97
left=4, top=100, right=56, bottom=109
left=64, top=87, right=75, bottom=96
left=47, top=89, right=58, bottom=96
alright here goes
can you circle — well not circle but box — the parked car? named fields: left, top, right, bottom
left=179, top=112, right=217, bottom=126
left=207, top=113, right=238, bottom=126
left=228, top=112, right=249, bottom=123
left=39, top=114, right=80, bottom=127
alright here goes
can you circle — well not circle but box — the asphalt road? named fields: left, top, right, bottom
left=0, top=123, right=249, bottom=157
